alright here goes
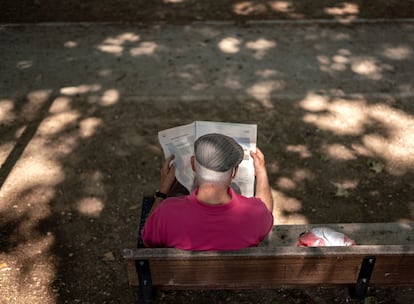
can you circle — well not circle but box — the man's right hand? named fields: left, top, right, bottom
left=250, top=148, right=267, bottom=177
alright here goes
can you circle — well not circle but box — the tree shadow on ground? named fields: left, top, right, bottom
left=0, top=22, right=413, bottom=303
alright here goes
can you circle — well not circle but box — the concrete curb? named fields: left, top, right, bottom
left=119, top=92, right=414, bottom=103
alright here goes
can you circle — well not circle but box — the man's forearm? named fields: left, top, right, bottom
left=255, top=172, right=273, bottom=212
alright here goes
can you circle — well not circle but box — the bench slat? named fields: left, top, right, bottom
left=147, top=256, right=363, bottom=287
left=372, top=255, right=414, bottom=284
left=123, top=244, right=414, bottom=259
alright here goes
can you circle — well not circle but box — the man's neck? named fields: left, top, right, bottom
left=196, top=184, right=231, bottom=205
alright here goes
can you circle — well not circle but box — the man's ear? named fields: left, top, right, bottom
left=191, top=156, right=196, bottom=172
left=232, top=166, right=239, bottom=178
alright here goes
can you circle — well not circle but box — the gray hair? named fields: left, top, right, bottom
left=193, top=133, right=243, bottom=186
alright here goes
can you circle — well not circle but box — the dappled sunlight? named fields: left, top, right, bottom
left=1, top=20, right=413, bottom=303
left=76, top=170, right=107, bottom=217
left=300, top=94, right=414, bottom=174
left=0, top=115, right=60, bottom=302
left=49, top=96, right=72, bottom=113
left=60, top=84, right=102, bottom=96
left=63, top=40, right=78, bottom=48
left=97, top=68, right=113, bottom=77
left=218, top=37, right=241, bottom=54
left=299, top=93, right=328, bottom=112
left=301, top=95, right=367, bottom=135
left=96, top=32, right=160, bottom=58
left=130, top=41, right=158, bottom=56
left=0, top=87, right=115, bottom=303
left=77, top=197, right=104, bottom=217
left=318, top=50, right=393, bottom=80
left=11, top=158, right=63, bottom=188
left=255, top=69, right=279, bottom=78
left=363, top=105, right=414, bottom=175
left=351, top=57, right=390, bottom=80
left=317, top=50, right=351, bottom=73
left=286, top=145, right=312, bottom=158
left=382, top=45, right=412, bottom=61
left=270, top=1, right=293, bottom=13
left=223, top=77, right=242, bottom=90
left=322, top=143, right=356, bottom=161
left=0, top=234, right=56, bottom=304
left=247, top=80, right=285, bottom=108
left=233, top=1, right=304, bottom=18
left=233, top=1, right=267, bottom=16
left=292, top=168, right=314, bottom=182
left=276, top=177, right=296, bottom=190
left=269, top=1, right=304, bottom=18
left=0, top=160, right=63, bottom=211
left=272, top=188, right=308, bottom=224
left=0, top=99, right=15, bottom=125
left=324, top=3, right=359, bottom=20
left=176, top=64, right=206, bottom=86
left=24, top=90, right=53, bottom=118
left=38, top=111, right=80, bottom=136
left=276, top=169, right=315, bottom=191
left=97, top=44, right=123, bottom=55
left=103, top=32, right=140, bottom=45
left=245, top=38, right=277, bottom=59
left=0, top=142, right=15, bottom=166
left=79, top=117, right=103, bottom=138
left=97, top=32, right=140, bottom=56
left=100, top=89, right=119, bottom=106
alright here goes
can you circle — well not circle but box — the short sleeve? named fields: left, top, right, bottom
left=141, top=210, right=165, bottom=247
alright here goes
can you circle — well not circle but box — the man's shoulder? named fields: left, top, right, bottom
left=159, top=195, right=192, bottom=209
left=236, top=194, right=262, bottom=204
left=236, top=195, right=271, bottom=212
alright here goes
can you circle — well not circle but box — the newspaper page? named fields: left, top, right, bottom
left=158, top=122, right=196, bottom=192
left=158, top=121, right=257, bottom=197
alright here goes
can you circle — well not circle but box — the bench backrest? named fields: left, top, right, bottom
left=123, top=244, right=414, bottom=288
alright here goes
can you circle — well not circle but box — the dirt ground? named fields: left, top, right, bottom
left=1, top=0, right=414, bottom=23
left=1, top=1, right=414, bottom=304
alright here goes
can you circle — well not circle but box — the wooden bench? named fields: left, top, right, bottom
left=122, top=197, right=414, bottom=303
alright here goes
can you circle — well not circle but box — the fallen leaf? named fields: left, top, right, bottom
left=0, top=262, right=11, bottom=271
left=332, top=183, right=350, bottom=197
left=102, top=251, right=115, bottom=261
left=367, top=160, right=385, bottom=173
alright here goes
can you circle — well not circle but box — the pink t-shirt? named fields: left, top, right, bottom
left=141, top=188, right=274, bottom=250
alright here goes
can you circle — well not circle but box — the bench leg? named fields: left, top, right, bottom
left=136, top=259, right=154, bottom=304
left=349, top=256, right=376, bottom=299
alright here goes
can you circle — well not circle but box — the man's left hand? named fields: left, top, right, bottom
left=159, top=154, right=176, bottom=194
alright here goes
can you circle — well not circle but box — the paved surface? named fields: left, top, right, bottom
left=1, top=21, right=413, bottom=106
left=1, top=20, right=414, bottom=304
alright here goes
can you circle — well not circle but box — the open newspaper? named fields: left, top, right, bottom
left=158, top=121, right=257, bottom=197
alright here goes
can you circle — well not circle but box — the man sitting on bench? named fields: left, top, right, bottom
left=141, top=133, right=274, bottom=251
